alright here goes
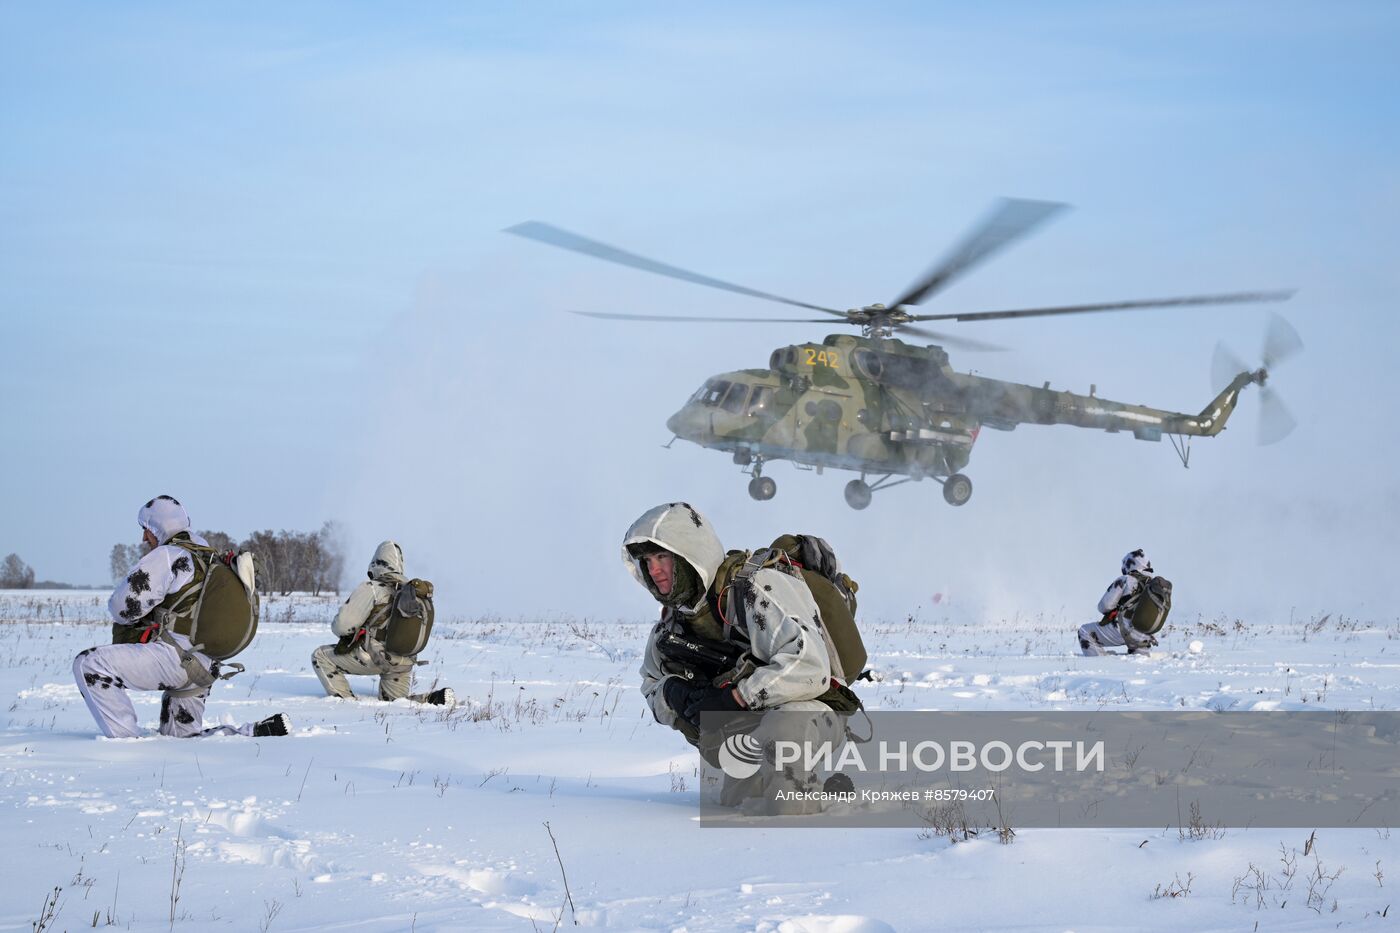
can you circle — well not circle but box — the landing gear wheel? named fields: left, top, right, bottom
left=844, top=479, right=872, bottom=510
left=943, top=473, right=973, bottom=506
left=748, top=476, right=777, bottom=501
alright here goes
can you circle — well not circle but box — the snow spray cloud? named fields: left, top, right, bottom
left=698, top=711, right=1400, bottom=828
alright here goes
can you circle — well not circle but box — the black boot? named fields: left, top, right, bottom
left=424, top=687, right=455, bottom=707
left=253, top=713, right=291, bottom=737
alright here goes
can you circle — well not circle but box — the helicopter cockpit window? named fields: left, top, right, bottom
left=720, top=383, right=749, bottom=414
left=698, top=380, right=731, bottom=407
left=746, top=385, right=774, bottom=414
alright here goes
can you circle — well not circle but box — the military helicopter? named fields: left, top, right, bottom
left=507, top=200, right=1300, bottom=509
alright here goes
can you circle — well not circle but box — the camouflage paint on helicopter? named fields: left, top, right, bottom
left=666, top=334, right=1269, bottom=509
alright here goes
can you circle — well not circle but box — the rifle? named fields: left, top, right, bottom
left=655, top=629, right=745, bottom=683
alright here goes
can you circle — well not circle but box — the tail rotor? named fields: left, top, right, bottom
left=1211, top=313, right=1303, bottom=446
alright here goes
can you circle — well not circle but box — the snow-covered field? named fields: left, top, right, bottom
left=2, top=591, right=1397, bottom=932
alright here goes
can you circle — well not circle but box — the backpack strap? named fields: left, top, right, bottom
left=1117, top=571, right=1149, bottom=615
left=1113, top=572, right=1158, bottom=647
left=141, top=609, right=244, bottom=697
left=721, top=548, right=787, bottom=641
left=150, top=540, right=250, bottom=692
left=163, top=538, right=220, bottom=636
left=733, top=549, right=872, bottom=732
left=719, top=546, right=804, bottom=645
left=365, top=589, right=395, bottom=632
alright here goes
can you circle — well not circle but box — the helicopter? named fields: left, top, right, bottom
left=507, top=199, right=1301, bottom=509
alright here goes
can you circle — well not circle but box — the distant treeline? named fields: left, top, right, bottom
left=109, top=522, right=347, bottom=595
left=0, top=552, right=100, bottom=589
left=1, top=553, right=36, bottom=589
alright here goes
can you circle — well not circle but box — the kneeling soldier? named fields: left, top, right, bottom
left=312, top=541, right=453, bottom=705
left=74, top=496, right=289, bottom=738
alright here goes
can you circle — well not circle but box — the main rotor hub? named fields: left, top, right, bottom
left=852, top=303, right=911, bottom=337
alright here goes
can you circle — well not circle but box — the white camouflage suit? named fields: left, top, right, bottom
left=74, top=497, right=264, bottom=738
left=1078, top=549, right=1158, bottom=656
left=627, top=503, right=846, bottom=810
left=310, top=541, right=437, bottom=702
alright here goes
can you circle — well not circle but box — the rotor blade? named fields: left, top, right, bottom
left=1211, top=342, right=1250, bottom=394
left=907, top=290, right=1295, bottom=324
left=1258, top=386, right=1297, bottom=445
left=506, top=221, right=846, bottom=316
left=888, top=198, right=1069, bottom=308
left=894, top=324, right=1008, bottom=351
left=567, top=310, right=844, bottom=324
left=1262, top=311, right=1304, bottom=370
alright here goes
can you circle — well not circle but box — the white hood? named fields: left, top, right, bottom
left=368, top=540, right=406, bottom=582
left=622, top=502, right=725, bottom=602
left=1121, top=549, right=1153, bottom=575
left=138, top=495, right=190, bottom=545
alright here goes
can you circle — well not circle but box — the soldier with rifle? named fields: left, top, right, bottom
left=624, top=502, right=860, bottom=808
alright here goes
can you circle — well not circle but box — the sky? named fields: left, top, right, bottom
left=3, top=2, right=1398, bottom=623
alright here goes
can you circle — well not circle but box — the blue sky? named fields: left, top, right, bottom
left=3, top=2, right=1398, bottom=621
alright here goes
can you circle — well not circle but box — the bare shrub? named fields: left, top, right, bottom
left=1306, top=853, right=1344, bottom=914
left=916, top=803, right=975, bottom=843
left=32, top=885, right=63, bottom=932
left=1178, top=799, right=1225, bottom=841
left=1150, top=872, right=1194, bottom=900
left=168, top=820, right=187, bottom=929
left=1232, top=862, right=1270, bottom=909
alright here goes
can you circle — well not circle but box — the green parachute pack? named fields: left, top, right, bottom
left=167, top=541, right=260, bottom=660
left=1123, top=572, right=1173, bottom=635
left=380, top=578, right=436, bottom=657
left=112, top=538, right=260, bottom=663
left=116, top=538, right=261, bottom=696
left=764, top=533, right=867, bottom=678
left=705, top=533, right=868, bottom=713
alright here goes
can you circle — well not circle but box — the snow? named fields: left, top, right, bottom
left=2, top=591, right=1397, bottom=931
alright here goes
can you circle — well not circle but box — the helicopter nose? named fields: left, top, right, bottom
left=666, top=404, right=705, bottom=439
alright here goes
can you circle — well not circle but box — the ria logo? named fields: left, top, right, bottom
left=718, top=731, right=765, bottom=779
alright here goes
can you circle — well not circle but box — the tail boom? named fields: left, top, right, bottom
left=959, top=370, right=1265, bottom=441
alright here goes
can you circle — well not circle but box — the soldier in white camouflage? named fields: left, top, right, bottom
left=625, top=503, right=847, bottom=810
left=1078, top=549, right=1160, bottom=657
left=311, top=540, right=453, bottom=706
left=73, top=496, right=290, bottom=739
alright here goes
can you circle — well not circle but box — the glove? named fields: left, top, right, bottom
left=681, top=684, right=746, bottom=724
left=661, top=676, right=696, bottom=716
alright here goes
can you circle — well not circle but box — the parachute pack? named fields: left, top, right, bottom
left=380, top=578, right=436, bottom=657
left=1124, top=572, right=1173, bottom=635
left=168, top=543, right=259, bottom=660
left=145, top=539, right=261, bottom=696
left=333, top=578, right=436, bottom=658
left=765, top=534, right=867, bottom=680
left=711, top=533, right=868, bottom=704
